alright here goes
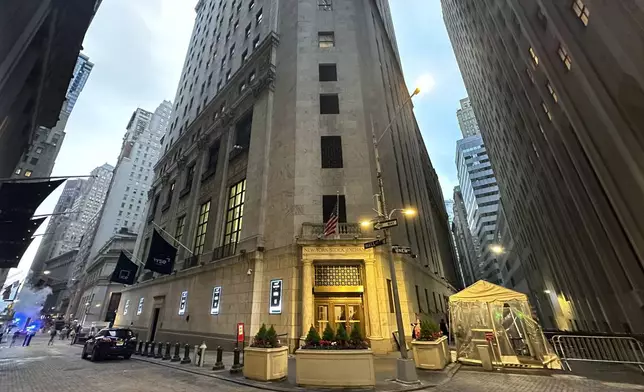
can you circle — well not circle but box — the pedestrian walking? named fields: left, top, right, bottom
left=439, top=318, right=449, bottom=339
left=48, top=328, right=57, bottom=346
left=60, top=326, right=68, bottom=340
left=10, top=330, right=20, bottom=347
left=69, top=328, right=76, bottom=345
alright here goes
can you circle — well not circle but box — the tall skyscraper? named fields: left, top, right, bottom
left=89, top=102, right=172, bottom=261
left=0, top=1, right=99, bottom=178
left=30, top=164, right=113, bottom=281
left=452, top=186, right=478, bottom=288
left=442, top=0, right=644, bottom=333
left=456, top=97, right=480, bottom=138
left=455, top=135, right=502, bottom=284
left=112, top=0, right=457, bottom=353
left=12, top=53, right=94, bottom=179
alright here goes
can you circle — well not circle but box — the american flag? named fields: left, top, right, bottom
left=324, top=201, right=339, bottom=237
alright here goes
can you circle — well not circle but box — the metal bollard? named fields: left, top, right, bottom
left=181, top=344, right=191, bottom=364
left=192, top=345, right=199, bottom=365
left=171, top=342, right=181, bottom=362
left=143, top=341, right=150, bottom=356
left=155, top=342, right=163, bottom=358
left=212, top=346, right=225, bottom=370
left=197, top=342, right=207, bottom=367
left=162, top=342, right=171, bottom=360
left=230, top=347, right=243, bottom=374
left=135, top=341, right=143, bottom=355
left=148, top=341, right=156, bottom=357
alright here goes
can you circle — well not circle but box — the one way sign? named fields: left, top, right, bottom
left=373, top=219, right=398, bottom=230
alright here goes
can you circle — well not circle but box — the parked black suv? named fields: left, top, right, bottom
left=81, top=328, right=136, bottom=361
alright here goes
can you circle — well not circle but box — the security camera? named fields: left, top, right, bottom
left=247, top=268, right=253, bottom=276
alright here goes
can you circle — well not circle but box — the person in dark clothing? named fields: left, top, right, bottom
left=439, top=318, right=449, bottom=339
left=10, top=330, right=20, bottom=347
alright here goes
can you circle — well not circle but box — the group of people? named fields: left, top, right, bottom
left=47, top=323, right=81, bottom=346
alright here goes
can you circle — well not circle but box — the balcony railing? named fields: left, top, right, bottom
left=211, top=243, right=237, bottom=262
left=300, top=222, right=364, bottom=240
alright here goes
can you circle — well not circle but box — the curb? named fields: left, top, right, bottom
left=132, top=355, right=452, bottom=392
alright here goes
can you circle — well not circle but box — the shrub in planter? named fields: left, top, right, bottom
left=411, top=319, right=448, bottom=370
left=244, top=324, right=288, bottom=381
left=296, top=323, right=375, bottom=387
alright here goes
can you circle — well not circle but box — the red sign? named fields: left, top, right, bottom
left=237, top=323, right=245, bottom=343
left=485, top=332, right=494, bottom=342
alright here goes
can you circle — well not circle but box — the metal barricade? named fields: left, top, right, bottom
left=552, top=335, right=644, bottom=373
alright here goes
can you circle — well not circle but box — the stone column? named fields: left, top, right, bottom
left=364, top=258, right=386, bottom=353
left=301, top=258, right=314, bottom=342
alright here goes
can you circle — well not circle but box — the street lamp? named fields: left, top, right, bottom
left=43, top=270, right=51, bottom=275
left=371, top=87, right=421, bottom=383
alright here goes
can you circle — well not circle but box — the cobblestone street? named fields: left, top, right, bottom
left=1, top=335, right=642, bottom=392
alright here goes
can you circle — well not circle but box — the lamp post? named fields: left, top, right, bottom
left=370, top=87, right=420, bottom=382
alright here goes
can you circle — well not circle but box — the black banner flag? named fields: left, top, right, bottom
left=144, top=229, right=177, bottom=275
left=110, top=251, right=139, bottom=285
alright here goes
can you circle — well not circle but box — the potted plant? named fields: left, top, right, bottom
left=411, top=319, right=449, bottom=370
left=296, top=323, right=375, bottom=387
left=243, top=324, right=289, bottom=381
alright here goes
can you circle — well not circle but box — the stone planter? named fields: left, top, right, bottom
left=242, top=346, right=289, bottom=381
left=295, top=349, right=375, bottom=387
left=411, top=336, right=449, bottom=370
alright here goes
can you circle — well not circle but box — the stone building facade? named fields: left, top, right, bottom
left=113, top=0, right=457, bottom=353
left=442, top=0, right=644, bottom=332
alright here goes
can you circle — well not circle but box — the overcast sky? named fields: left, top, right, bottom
left=9, top=0, right=467, bottom=282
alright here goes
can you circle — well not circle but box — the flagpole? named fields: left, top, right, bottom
left=335, top=190, right=340, bottom=240
left=121, top=248, right=145, bottom=267
left=151, top=221, right=194, bottom=255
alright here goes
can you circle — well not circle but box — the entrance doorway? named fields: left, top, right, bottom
left=150, top=308, right=160, bottom=341
left=314, top=297, right=363, bottom=336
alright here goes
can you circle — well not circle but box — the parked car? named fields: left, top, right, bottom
left=81, top=328, right=136, bottom=361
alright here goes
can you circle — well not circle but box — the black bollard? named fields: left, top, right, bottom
left=212, top=346, right=225, bottom=370
left=230, top=347, right=242, bottom=373
left=143, top=341, right=150, bottom=356
left=135, top=341, right=143, bottom=355
left=162, top=342, right=171, bottom=360
left=155, top=342, right=163, bottom=358
left=181, top=344, right=191, bottom=364
left=148, top=341, right=156, bottom=357
left=171, top=342, right=181, bottom=362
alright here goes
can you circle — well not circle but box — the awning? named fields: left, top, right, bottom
left=449, top=280, right=528, bottom=303
left=0, top=179, right=65, bottom=218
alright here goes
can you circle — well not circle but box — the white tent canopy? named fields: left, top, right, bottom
left=450, top=280, right=527, bottom=303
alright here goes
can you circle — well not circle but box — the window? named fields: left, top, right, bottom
left=233, top=20, right=239, bottom=31
left=255, top=8, right=263, bottom=25
left=425, top=289, right=430, bottom=313
left=29, top=157, right=39, bottom=165
left=167, top=182, right=175, bottom=204
left=318, top=0, right=332, bottom=11
left=386, top=279, right=394, bottom=313
left=557, top=45, right=572, bottom=70
left=322, top=194, right=346, bottom=223
left=528, top=47, right=539, bottom=65
left=525, top=67, right=535, bottom=84
left=546, top=81, right=558, bottom=103
left=433, top=292, right=438, bottom=313
left=245, top=23, right=251, bottom=38
left=321, top=136, right=343, bottom=168
left=35, top=147, right=43, bottom=154
left=319, top=64, right=337, bottom=82
left=318, top=32, right=335, bottom=48
left=175, top=215, right=185, bottom=245
left=226, top=70, right=231, bottom=81
left=24, top=170, right=32, bottom=177
left=253, top=35, right=260, bottom=49
left=207, top=140, right=221, bottom=172
left=239, top=81, right=247, bottom=93
left=248, top=0, right=255, bottom=11
left=415, top=285, right=423, bottom=313
left=152, top=193, right=160, bottom=216
left=572, top=0, right=590, bottom=26
left=241, top=50, right=248, bottom=64
left=194, top=201, right=210, bottom=255
left=320, top=94, right=339, bottom=114
left=235, top=111, right=253, bottom=149
left=230, top=44, right=235, bottom=57
left=14, top=168, right=21, bottom=175
left=541, top=101, right=552, bottom=121
left=248, top=71, right=256, bottom=83
left=184, top=164, right=195, bottom=191
left=224, top=179, right=246, bottom=245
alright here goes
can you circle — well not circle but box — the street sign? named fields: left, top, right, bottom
left=373, top=218, right=398, bottom=230
left=237, top=323, right=245, bottom=343
left=269, top=279, right=283, bottom=314
left=392, top=246, right=412, bottom=255
left=364, top=238, right=386, bottom=249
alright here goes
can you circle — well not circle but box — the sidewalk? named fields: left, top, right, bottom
left=131, top=347, right=459, bottom=392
